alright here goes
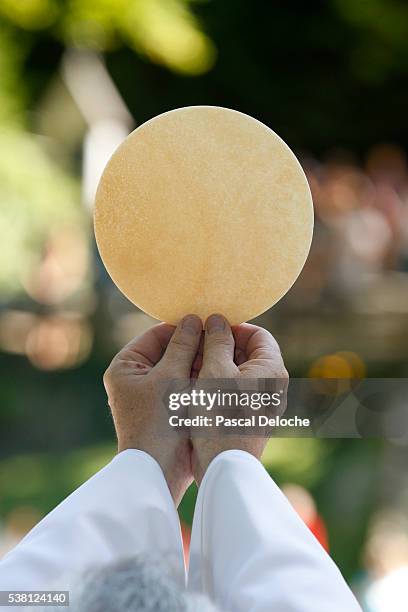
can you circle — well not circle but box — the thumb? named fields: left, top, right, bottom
left=157, top=314, right=202, bottom=377
left=200, top=314, right=237, bottom=378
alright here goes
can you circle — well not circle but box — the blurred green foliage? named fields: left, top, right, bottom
left=0, top=0, right=215, bottom=75
left=0, top=129, right=81, bottom=296
left=334, top=0, right=408, bottom=82
left=0, top=28, right=27, bottom=124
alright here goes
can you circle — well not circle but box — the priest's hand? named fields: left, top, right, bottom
left=191, top=314, right=288, bottom=485
left=103, top=314, right=202, bottom=506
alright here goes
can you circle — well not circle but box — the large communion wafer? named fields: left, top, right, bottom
left=94, top=106, right=313, bottom=324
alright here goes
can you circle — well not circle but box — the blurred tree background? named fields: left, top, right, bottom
left=1, top=1, right=408, bottom=607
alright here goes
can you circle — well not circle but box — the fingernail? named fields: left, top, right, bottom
left=206, top=314, right=226, bottom=334
left=181, top=315, right=202, bottom=335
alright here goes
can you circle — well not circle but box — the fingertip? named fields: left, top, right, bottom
left=180, top=314, right=202, bottom=336
left=205, top=313, right=230, bottom=334
left=158, top=314, right=202, bottom=376
left=157, top=321, right=177, bottom=334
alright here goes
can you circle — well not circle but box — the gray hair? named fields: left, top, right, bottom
left=45, top=557, right=219, bottom=612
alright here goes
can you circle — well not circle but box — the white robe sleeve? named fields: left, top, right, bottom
left=188, top=450, right=362, bottom=612
left=0, top=450, right=185, bottom=591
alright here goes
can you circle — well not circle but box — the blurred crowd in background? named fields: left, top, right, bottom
left=1, top=1, right=408, bottom=610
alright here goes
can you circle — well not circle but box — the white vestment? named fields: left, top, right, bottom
left=0, top=449, right=362, bottom=611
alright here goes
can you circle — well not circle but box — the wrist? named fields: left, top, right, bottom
left=193, top=446, right=265, bottom=486
left=117, top=440, right=192, bottom=506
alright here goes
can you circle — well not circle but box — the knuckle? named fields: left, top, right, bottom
left=268, top=335, right=282, bottom=354
left=276, top=366, right=289, bottom=386
left=103, top=368, right=112, bottom=388
left=103, top=359, right=118, bottom=388
left=207, top=334, right=233, bottom=349
left=200, top=359, right=227, bottom=379
left=171, top=336, right=192, bottom=350
left=168, top=335, right=196, bottom=355
left=272, top=364, right=289, bottom=381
